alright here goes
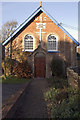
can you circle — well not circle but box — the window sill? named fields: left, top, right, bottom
left=48, top=51, right=59, bottom=53
left=23, top=50, right=34, bottom=52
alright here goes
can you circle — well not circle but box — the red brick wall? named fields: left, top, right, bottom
left=5, top=12, right=77, bottom=66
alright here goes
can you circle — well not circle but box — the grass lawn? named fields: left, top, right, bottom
left=1, top=75, right=31, bottom=84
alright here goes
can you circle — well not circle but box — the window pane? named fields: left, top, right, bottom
left=48, top=34, right=57, bottom=50
left=24, top=34, right=33, bottom=50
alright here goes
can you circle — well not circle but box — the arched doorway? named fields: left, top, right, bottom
left=34, top=52, right=46, bottom=78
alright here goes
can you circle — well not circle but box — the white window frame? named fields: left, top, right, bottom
left=47, top=34, right=58, bottom=51
left=24, top=34, right=34, bottom=52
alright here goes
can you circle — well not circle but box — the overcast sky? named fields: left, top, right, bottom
left=1, top=2, right=79, bottom=41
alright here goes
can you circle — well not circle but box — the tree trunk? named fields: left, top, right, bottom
left=4, top=59, right=6, bottom=79
left=10, top=40, right=13, bottom=75
left=4, top=46, right=6, bottom=79
left=0, top=44, right=2, bottom=77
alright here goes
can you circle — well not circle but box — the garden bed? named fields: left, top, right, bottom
left=45, top=77, right=80, bottom=119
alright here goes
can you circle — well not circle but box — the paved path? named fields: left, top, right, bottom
left=9, top=78, right=49, bottom=118
left=2, top=83, right=27, bottom=104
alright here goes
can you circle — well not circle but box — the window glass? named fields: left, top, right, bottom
left=24, top=34, right=33, bottom=51
left=48, top=34, right=58, bottom=51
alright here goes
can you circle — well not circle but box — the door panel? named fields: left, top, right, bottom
left=34, top=57, right=46, bottom=78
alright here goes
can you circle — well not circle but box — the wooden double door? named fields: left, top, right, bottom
left=34, top=56, right=46, bottom=78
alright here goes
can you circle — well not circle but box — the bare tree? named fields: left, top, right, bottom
left=2, top=21, right=18, bottom=79
left=2, top=21, right=18, bottom=42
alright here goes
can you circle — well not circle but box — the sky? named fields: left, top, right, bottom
left=1, top=2, right=79, bottom=41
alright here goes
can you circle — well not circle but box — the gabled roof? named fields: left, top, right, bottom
left=28, top=44, right=47, bottom=57
left=2, top=6, right=79, bottom=46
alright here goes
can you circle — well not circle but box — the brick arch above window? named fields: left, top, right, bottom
left=47, top=34, right=58, bottom=52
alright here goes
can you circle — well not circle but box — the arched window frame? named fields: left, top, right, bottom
left=24, top=34, right=34, bottom=51
left=47, top=34, right=58, bottom=52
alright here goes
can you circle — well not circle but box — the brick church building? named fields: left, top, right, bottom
left=2, top=2, right=79, bottom=78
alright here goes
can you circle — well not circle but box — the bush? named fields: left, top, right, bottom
left=2, top=58, right=18, bottom=76
left=45, top=87, right=60, bottom=101
left=13, top=60, right=32, bottom=78
left=47, top=77, right=68, bottom=89
left=51, top=94, right=80, bottom=119
left=51, top=59, right=63, bottom=77
left=45, top=87, right=80, bottom=119
left=45, top=87, right=68, bottom=104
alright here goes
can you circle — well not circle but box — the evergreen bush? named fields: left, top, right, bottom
left=51, top=59, right=63, bottom=77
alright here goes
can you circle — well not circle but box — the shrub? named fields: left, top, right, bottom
left=13, top=60, right=32, bottom=78
left=47, top=77, right=68, bottom=89
left=45, top=87, right=60, bottom=101
left=45, top=86, right=80, bottom=119
left=2, top=58, right=18, bottom=76
left=51, top=94, right=80, bottom=119
left=51, top=59, right=63, bottom=77
left=12, top=48, right=31, bottom=62
left=45, top=87, right=68, bottom=104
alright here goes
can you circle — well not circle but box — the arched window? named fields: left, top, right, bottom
left=24, top=34, right=33, bottom=51
left=47, top=34, right=58, bottom=51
